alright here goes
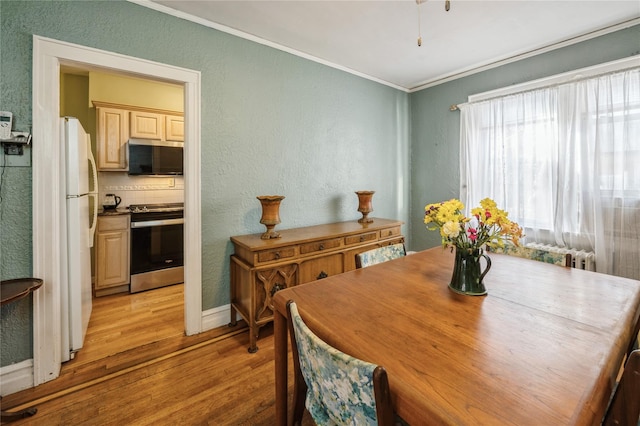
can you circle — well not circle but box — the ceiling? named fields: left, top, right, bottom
left=141, top=0, right=639, bottom=91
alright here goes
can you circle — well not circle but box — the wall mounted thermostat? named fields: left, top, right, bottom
left=0, top=111, right=13, bottom=140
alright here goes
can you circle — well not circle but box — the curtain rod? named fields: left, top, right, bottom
left=448, top=59, right=639, bottom=112
left=450, top=103, right=469, bottom=111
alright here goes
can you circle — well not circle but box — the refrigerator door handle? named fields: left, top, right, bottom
left=88, top=193, right=98, bottom=248
left=87, top=136, right=98, bottom=247
left=87, top=136, right=98, bottom=194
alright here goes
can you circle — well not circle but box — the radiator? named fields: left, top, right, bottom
left=525, top=243, right=596, bottom=271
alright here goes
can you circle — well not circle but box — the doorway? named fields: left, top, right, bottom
left=32, top=35, right=202, bottom=385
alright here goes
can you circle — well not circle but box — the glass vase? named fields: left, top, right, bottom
left=449, top=246, right=491, bottom=296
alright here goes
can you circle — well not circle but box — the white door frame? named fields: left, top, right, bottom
left=32, top=35, right=202, bottom=385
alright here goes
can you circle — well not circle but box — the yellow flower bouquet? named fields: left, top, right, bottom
left=424, top=198, right=523, bottom=295
left=424, top=198, right=523, bottom=251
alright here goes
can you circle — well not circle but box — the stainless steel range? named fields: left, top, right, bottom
left=129, top=202, right=184, bottom=293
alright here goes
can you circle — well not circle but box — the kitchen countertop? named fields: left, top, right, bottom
left=98, top=208, right=130, bottom=216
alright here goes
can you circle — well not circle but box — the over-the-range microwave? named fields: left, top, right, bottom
left=128, top=139, right=183, bottom=176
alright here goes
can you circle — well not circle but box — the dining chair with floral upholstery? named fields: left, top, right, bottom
left=355, top=243, right=407, bottom=269
left=487, top=245, right=571, bottom=267
left=286, top=300, right=395, bottom=426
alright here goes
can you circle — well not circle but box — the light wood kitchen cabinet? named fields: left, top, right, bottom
left=95, top=215, right=130, bottom=296
left=96, top=107, right=128, bottom=171
left=229, top=218, right=404, bottom=352
left=129, top=111, right=165, bottom=140
left=93, top=102, right=185, bottom=171
left=129, top=111, right=184, bottom=142
left=165, top=115, right=184, bottom=142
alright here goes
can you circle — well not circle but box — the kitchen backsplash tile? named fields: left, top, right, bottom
left=98, top=172, right=184, bottom=208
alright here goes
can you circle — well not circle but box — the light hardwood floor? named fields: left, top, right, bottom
left=78, top=283, right=187, bottom=363
left=2, top=284, right=308, bottom=425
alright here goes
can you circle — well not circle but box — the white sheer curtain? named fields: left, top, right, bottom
left=460, top=67, right=640, bottom=280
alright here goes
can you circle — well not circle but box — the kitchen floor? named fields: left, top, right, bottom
left=72, top=284, right=184, bottom=366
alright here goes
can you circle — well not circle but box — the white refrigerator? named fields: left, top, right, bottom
left=61, top=117, right=98, bottom=362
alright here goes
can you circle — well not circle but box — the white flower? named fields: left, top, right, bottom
left=442, top=221, right=461, bottom=238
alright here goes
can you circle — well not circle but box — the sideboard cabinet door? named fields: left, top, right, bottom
left=299, top=253, right=344, bottom=284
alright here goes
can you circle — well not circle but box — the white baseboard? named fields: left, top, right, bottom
left=1, top=306, right=239, bottom=396
left=201, top=303, right=241, bottom=331
left=0, top=359, right=34, bottom=396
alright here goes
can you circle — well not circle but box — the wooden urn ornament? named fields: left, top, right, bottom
left=257, top=195, right=285, bottom=239
left=355, top=191, right=375, bottom=223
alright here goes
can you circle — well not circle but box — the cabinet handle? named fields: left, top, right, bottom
left=274, top=252, right=280, bottom=259
left=270, top=283, right=286, bottom=297
left=360, top=236, right=365, bottom=242
left=319, top=244, right=325, bottom=250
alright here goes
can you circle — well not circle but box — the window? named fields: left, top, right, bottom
left=460, top=58, right=640, bottom=280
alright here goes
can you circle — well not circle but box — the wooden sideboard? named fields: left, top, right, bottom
left=229, top=218, right=405, bottom=352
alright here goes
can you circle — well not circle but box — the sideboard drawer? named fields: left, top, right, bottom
left=345, top=231, right=377, bottom=245
left=380, top=226, right=401, bottom=239
left=257, top=247, right=296, bottom=263
left=300, top=238, right=342, bottom=254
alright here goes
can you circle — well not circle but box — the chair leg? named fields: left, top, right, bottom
left=292, top=373, right=307, bottom=426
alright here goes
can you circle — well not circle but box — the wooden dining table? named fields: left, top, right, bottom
left=272, top=247, right=640, bottom=426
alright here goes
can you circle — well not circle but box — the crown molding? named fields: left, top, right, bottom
left=130, top=1, right=638, bottom=94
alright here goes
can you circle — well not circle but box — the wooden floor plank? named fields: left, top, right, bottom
left=1, top=284, right=316, bottom=425
left=3, top=326, right=312, bottom=425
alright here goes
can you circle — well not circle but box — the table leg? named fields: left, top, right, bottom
left=274, top=308, right=288, bottom=426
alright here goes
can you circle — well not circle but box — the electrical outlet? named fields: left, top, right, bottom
left=0, top=146, right=31, bottom=167
left=4, top=144, right=23, bottom=155
left=0, top=131, right=32, bottom=167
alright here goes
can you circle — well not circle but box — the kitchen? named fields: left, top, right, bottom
left=60, top=69, right=186, bottom=360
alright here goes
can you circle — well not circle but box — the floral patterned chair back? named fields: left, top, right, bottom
left=355, top=243, right=406, bottom=269
left=488, top=245, right=571, bottom=267
left=286, top=301, right=395, bottom=426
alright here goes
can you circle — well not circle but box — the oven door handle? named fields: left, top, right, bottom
left=131, top=218, right=185, bottom=228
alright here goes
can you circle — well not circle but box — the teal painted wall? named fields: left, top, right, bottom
left=410, top=24, right=640, bottom=250
left=0, top=0, right=409, bottom=365
left=0, top=0, right=637, bottom=368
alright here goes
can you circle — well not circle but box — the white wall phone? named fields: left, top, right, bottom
left=0, top=111, right=13, bottom=140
